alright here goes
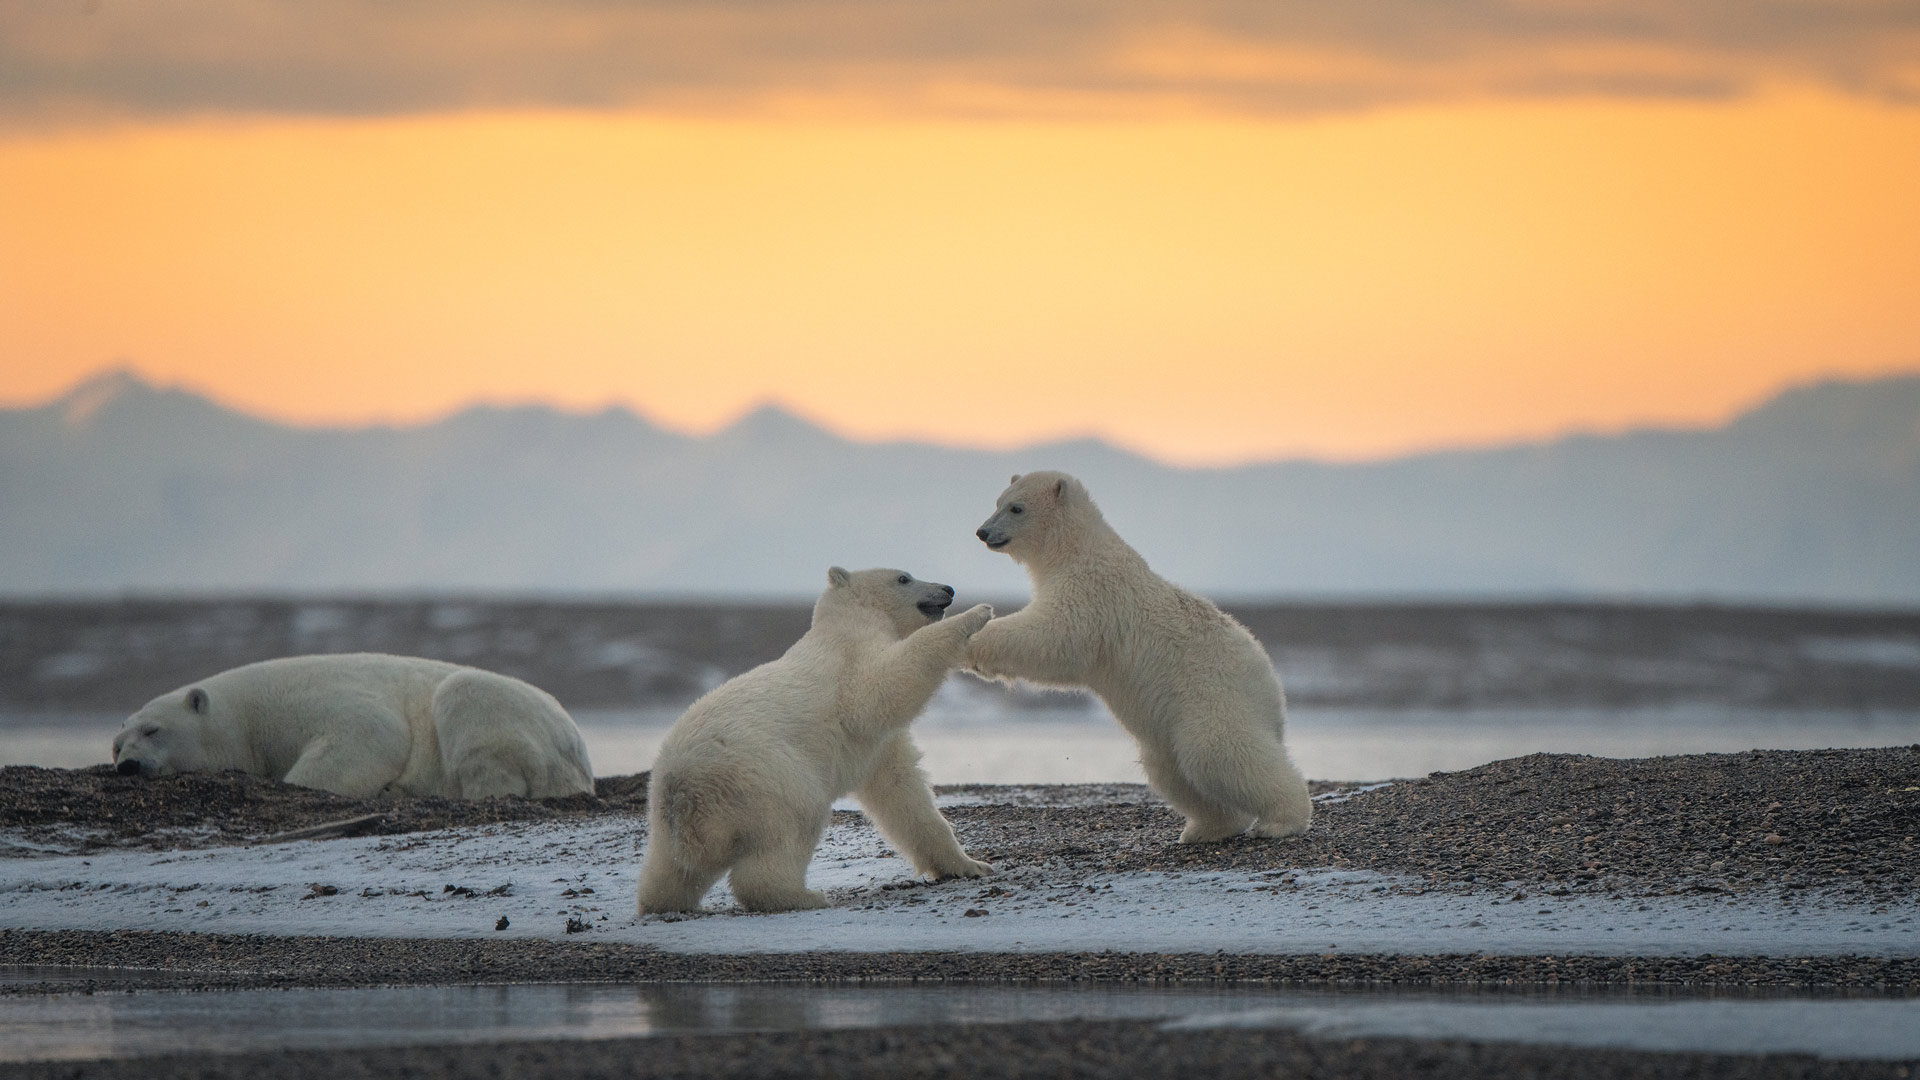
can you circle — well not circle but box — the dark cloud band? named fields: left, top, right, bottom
left=3, top=0, right=1916, bottom=124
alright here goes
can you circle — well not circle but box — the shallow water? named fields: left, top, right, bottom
left=0, top=977, right=1915, bottom=1062
left=11, top=693, right=1920, bottom=783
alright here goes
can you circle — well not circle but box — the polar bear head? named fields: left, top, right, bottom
left=821, top=566, right=956, bottom=637
left=112, top=685, right=225, bottom=777
left=974, top=470, right=1097, bottom=566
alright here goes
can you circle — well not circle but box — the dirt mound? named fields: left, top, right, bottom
left=0, top=765, right=648, bottom=852
left=945, top=746, right=1920, bottom=902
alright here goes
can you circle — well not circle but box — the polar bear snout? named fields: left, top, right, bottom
left=116, top=757, right=144, bottom=776
left=915, top=583, right=956, bottom=620
left=976, top=525, right=1010, bottom=549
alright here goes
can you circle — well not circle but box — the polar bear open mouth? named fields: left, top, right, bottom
left=917, top=598, right=952, bottom=620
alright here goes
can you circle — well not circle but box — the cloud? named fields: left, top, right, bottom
left=3, top=0, right=1917, bottom=125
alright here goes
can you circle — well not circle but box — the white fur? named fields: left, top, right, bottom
left=111, top=653, right=594, bottom=800
left=970, top=471, right=1312, bottom=843
left=639, top=567, right=993, bottom=915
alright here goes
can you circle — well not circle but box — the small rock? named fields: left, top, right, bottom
left=494, top=916, right=510, bottom=931
left=1764, top=833, right=1785, bottom=845
left=564, top=916, right=589, bottom=934
left=963, top=908, right=988, bottom=918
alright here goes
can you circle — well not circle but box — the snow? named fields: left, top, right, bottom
left=3, top=815, right=1914, bottom=958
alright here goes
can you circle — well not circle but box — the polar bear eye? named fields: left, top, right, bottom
left=897, top=574, right=911, bottom=585
left=1009, top=504, right=1024, bottom=515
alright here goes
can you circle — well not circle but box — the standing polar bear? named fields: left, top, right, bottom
left=639, top=568, right=993, bottom=914
left=970, top=471, right=1312, bottom=843
left=111, top=653, right=594, bottom=800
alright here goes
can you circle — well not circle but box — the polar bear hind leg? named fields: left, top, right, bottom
left=727, top=809, right=831, bottom=912
left=1169, top=716, right=1311, bottom=842
left=637, top=809, right=730, bottom=915
left=856, top=735, right=991, bottom=880
left=1137, top=740, right=1254, bottom=844
left=434, top=669, right=591, bottom=799
left=1244, top=747, right=1313, bottom=838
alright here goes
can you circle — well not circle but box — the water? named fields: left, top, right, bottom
left=0, top=979, right=1915, bottom=1062
left=10, top=687, right=1920, bottom=783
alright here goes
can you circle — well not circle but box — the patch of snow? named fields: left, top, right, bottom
left=1311, top=782, right=1394, bottom=804
left=2, top=817, right=1914, bottom=959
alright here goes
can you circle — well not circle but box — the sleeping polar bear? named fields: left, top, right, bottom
left=639, top=567, right=993, bottom=914
left=111, top=653, right=594, bottom=800
left=970, top=471, right=1312, bottom=843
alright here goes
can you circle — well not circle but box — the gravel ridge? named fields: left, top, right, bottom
left=4, top=930, right=1917, bottom=994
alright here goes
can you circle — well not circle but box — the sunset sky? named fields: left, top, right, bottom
left=3, top=1, right=1918, bottom=464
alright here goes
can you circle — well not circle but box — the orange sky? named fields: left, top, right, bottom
left=4, top=89, right=1919, bottom=463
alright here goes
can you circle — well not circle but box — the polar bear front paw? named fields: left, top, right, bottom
left=928, top=856, right=994, bottom=880
left=954, top=604, right=994, bottom=634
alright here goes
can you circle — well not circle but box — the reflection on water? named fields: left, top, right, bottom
left=9, top=699, right=1920, bottom=783
left=0, top=979, right=1916, bottom=1063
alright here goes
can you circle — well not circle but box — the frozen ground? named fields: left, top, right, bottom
left=2, top=811, right=1914, bottom=959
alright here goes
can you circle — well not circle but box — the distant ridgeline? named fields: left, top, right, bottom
left=3, top=599, right=1917, bottom=712
left=2, top=370, right=1918, bottom=602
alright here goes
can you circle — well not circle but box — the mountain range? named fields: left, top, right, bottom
left=3, top=370, right=1917, bottom=603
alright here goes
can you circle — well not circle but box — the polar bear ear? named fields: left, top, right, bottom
left=827, top=566, right=851, bottom=588
left=1054, top=477, right=1069, bottom=502
left=185, top=688, right=208, bottom=714
left=1009, top=473, right=1021, bottom=485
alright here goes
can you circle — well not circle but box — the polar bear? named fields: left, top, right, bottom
left=639, top=568, right=993, bottom=914
left=110, top=653, right=594, bottom=800
left=970, top=471, right=1311, bottom=843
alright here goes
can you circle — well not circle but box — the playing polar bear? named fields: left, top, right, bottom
left=970, top=471, right=1312, bottom=843
left=639, top=567, right=993, bottom=914
left=111, top=653, right=594, bottom=800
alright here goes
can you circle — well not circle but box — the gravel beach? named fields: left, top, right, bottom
left=7, top=745, right=1916, bottom=900
left=3, top=746, right=1918, bottom=1077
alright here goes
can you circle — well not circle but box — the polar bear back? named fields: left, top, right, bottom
left=203, top=653, right=455, bottom=784
left=1093, top=584, right=1286, bottom=736
left=653, top=637, right=873, bottom=816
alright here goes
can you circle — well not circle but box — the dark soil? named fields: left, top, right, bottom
left=1, top=1017, right=1914, bottom=1080
left=0, top=765, right=648, bottom=851
left=4, top=929, right=1918, bottom=993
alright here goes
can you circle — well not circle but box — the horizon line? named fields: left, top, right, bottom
left=14, top=362, right=1920, bottom=472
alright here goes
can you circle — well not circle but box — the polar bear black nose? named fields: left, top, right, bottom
left=975, top=529, right=991, bottom=541
left=941, top=585, right=954, bottom=597
left=117, top=759, right=141, bottom=776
